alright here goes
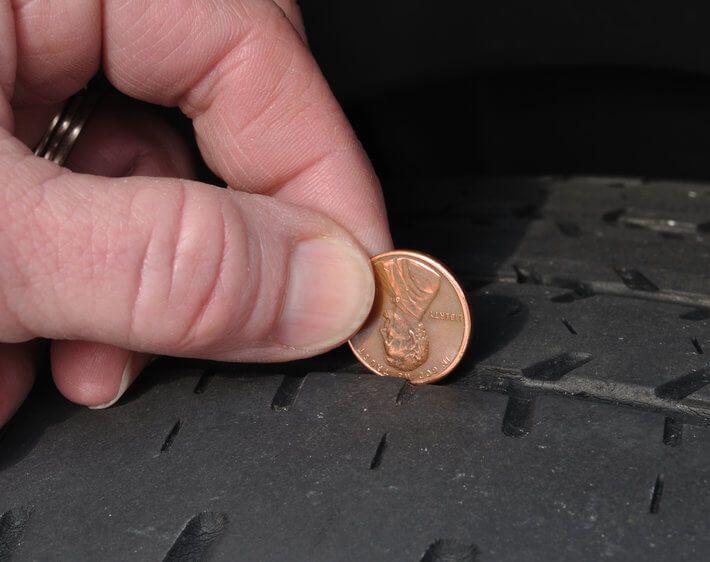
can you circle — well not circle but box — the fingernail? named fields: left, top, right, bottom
left=277, top=237, right=374, bottom=350
left=89, top=353, right=155, bottom=410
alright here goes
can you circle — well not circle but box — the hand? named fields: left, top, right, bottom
left=0, top=0, right=392, bottom=426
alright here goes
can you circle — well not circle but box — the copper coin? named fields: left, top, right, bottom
left=348, top=250, right=471, bottom=384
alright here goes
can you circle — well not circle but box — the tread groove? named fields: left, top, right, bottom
left=681, top=309, right=710, bottom=321
left=602, top=208, right=626, bottom=224
left=369, top=433, right=388, bottom=470
left=0, top=505, right=33, bottom=560
left=692, top=337, right=704, bottom=355
left=502, top=388, right=535, bottom=438
left=655, top=367, right=710, bottom=401
left=160, top=420, right=182, bottom=453
left=613, top=267, right=660, bottom=292
left=513, top=264, right=543, bottom=285
left=522, top=352, right=593, bottom=381
left=649, top=474, right=664, bottom=514
left=550, top=281, right=596, bottom=303
left=163, top=511, right=228, bottom=562
left=663, top=418, right=683, bottom=447
left=271, top=375, right=306, bottom=411
left=561, top=318, right=578, bottom=335
left=556, top=221, right=582, bottom=237
left=395, top=382, right=417, bottom=406
left=421, top=539, right=479, bottom=561
left=193, top=369, right=215, bottom=394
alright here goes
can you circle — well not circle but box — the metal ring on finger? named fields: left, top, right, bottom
left=33, top=77, right=105, bottom=166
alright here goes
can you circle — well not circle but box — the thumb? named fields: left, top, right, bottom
left=0, top=132, right=374, bottom=361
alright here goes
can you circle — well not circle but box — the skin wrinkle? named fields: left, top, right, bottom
left=204, top=94, right=364, bottom=217
left=221, top=66, right=321, bottom=191
left=229, top=197, right=271, bottom=346
left=181, top=49, right=254, bottom=121
left=210, top=193, right=280, bottom=350
left=209, top=125, right=254, bottom=186
left=271, top=0, right=304, bottom=38
left=0, top=265, right=30, bottom=341
left=234, top=32, right=301, bottom=135
left=12, top=0, right=45, bottom=13
left=213, top=111, right=255, bottom=185
left=136, top=14, right=222, bottom=102
left=260, top=148, right=331, bottom=198
left=179, top=18, right=301, bottom=164
left=213, top=67, right=290, bottom=160
left=284, top=146, right=385, bottom=235
left=134, top=14, right=251, bottom=112
left=175, top=7, right=257, bottom=115
left=125, top=191, right=155, bottom=349
left=224, top=197, right=264, bottom=347
left=266, top=231, right=295, bottom=349
left=278, top=156, right=352, bottom=214
left=174, top=202, right=229, bottom=351
left=179, top=193, right=268, bottom=355
left=196, top=56, right=314, bottom=188
left=165, top=181, right=187, bottom=303
left=247, top=203, right=278, bottom=344
left=196, top=91, right=327, bottom=197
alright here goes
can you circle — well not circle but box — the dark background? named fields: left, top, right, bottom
left=299, top=0, right=710, bottom=183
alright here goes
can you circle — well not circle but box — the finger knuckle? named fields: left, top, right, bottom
left=153, top=186, right=255, bottom=353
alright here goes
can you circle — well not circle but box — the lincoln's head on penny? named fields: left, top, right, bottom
left=376, top=258, right=441, bottom=371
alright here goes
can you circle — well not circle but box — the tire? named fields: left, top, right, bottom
left=1, top=176, right=709, bottom=561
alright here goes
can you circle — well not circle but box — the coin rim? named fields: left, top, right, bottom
left=348, top=249, right=472, bottom=384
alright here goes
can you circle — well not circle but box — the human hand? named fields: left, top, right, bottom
left=0, top=0, right=392, bottom=426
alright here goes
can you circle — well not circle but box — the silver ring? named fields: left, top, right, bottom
left=33, top=79, right=103, bottom=166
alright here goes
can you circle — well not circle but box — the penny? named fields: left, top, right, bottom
left=348, top=250, right=471, bottom=384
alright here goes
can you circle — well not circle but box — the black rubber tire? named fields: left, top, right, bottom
left=2, top=176, right=710, bottom=561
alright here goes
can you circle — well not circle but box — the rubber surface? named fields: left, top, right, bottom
left=1, top=177, right=710, bottom=561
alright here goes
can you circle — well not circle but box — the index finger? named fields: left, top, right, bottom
left=100, top=0, right=392, bottom=254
